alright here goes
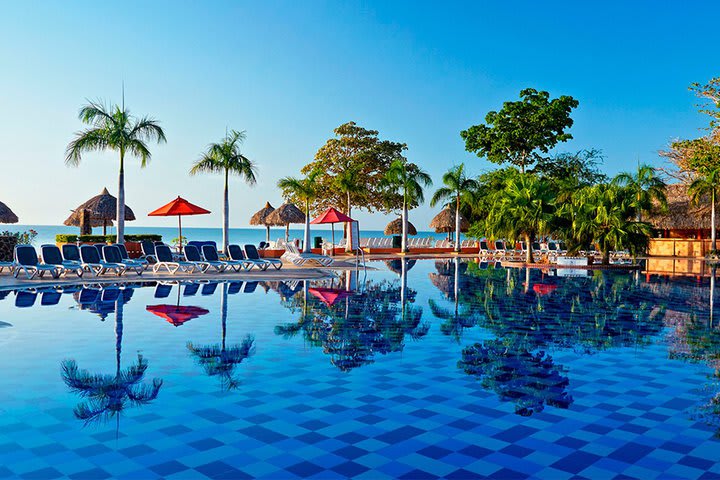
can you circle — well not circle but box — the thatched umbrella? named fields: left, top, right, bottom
left=64, top=188, right=136, bottom=235
left=430, top=208, right=469, bottom=240
left=266, top=203, right=305, bottom=242
left=0, top=200, right=19, bottom=224
left=385, top=217, right=417, bottom=236
left=250, top=202, right=276, bottom=243
left=646, top=183, right=710, bottom=231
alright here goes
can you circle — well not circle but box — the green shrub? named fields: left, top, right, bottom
left=57, top=233, right=162, bottom=243
left=55, top=234, right=78, bottom=243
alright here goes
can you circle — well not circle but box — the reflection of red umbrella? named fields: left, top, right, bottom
left=146, top=305, right=209, bottom=327
left=533, top=284, right=557, bottom=296
left=309, top=287, right=351, bottom=307
left=310, top=207, right=354, bottom=255
left=148, top=196, right=211, bottom=253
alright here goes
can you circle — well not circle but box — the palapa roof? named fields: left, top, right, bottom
left=64, top=187, right=136, bottom=227
left=0, top=200, right=19, bottom=224
left=384, top=218, right=417, bottom=236
left=250, top=202, right=275, bottom=226
left=265, top=202, right=305, bottom=226
left=384, top=259, right=416, bottom=275
left=647, top=183, right=710, bottom=230
left=429, top=208, right=469, bottom=233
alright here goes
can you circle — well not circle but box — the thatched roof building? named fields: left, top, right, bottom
left=250, top=202, right=276, bottom=242
left=64, top=188, right=135, bottom=233
left=384, top=218, right=417, bottom=236
left=0, top=200, right=19, bottom=224
left=430, top=208, right=469, bottom=234
left=648, top=183, right=712, bottom=237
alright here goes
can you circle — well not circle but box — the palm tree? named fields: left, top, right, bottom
left=383, top=159, right=433, bottom=252
left=278, top=170, right=321, bottom=253
left=187, top=283, right=255, bottom=390
left=485, top=172, right=555, bottom=263
left=61, top=295, right=162, bottom=428
left=612, top=163, right=667, bottom=221
left=65, top=100, right=166, bottom=243
left=190, top=130, right=257, bottom=254
left=430, top=164, right=478, bottom=253
left=689, top=168, right=720, bottom=251
left=335, top=167, right=367, bottom=251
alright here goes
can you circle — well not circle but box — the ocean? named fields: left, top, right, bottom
left=5, top=224, right=455, bottom=247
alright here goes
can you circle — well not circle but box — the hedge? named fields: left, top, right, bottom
left=56, top=234, right=163, bottom=243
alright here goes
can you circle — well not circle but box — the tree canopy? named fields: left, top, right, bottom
left=460, top=88, right=579, bottom=172
left=300, top=122, right=407, bottom=214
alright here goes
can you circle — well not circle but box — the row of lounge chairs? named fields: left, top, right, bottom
left=5, top=242, right=284, bottom=281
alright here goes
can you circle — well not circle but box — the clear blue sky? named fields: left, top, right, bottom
left=0, top=1, right=716, bottom=230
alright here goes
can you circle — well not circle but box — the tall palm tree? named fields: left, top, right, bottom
left=278, top=170, right=321, bottom=253
left=61, top=295, right=162, bottom=428
left=689, top=168, right=720, bottom=251
left=65, top=100, right=166, bottom=243
left=612, top=163, right=667, bottom=221
left=190, top=130, right=257, bottom=254
left=383, top=159, right=433, bottom=252
left=486, top=172, right=555, bottom=263
left=431, top=164, right=479, bottom=253
left=335, top=167, right=367, bottom=251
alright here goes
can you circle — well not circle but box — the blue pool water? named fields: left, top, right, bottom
left=1, top=260, right=720, bottom=479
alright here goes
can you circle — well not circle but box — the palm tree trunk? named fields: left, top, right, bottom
left=223, top=169, right=230, bottom=254
left=402, top=196, right=408, bottom=253
left=303, top=200, right=311, bottom=253
left=525, top=233, right=534, bottom=264
left=454, top=196, right=461, bottom=253
left=115, top=298, right=123, bottom=377
left=221, top=283, right=228, bottom=351
left=117, top=151, right=125, bottom=244
left=712, top=190, right=717, bottom=251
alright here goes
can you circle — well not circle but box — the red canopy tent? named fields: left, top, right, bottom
left=146, top=304, right=210, bottom=327
left=532, top=283, right=558, bottom=296
left=148, top=196, right=211, bottom=253
left=309, top=287, right=351, bottom=307
left=310, top=207, right=354, bottom=255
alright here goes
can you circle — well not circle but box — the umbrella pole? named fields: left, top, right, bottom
left=331, top=224, right=335, bottom=256
left=285, top=224, right=289, bottom=243
left=103, top=220, right=107, bottom=237
left=266, top=225, right=270, bottom=244
left=178, top=215, right=183, bottom=254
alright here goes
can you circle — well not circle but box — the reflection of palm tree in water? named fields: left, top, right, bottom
left=61, top=295, right=162, bottom=428
left=458, top=339, right=572, bottom=416
left=187, top=283, right=255, bottom=390
left=429, top=258, right=483, bottom=342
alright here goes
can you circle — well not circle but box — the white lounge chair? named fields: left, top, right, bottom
left=228, top=244, right=267, bottom=271
left=14, top=245, right=64, bottom=280
left=80, top=245, right=125, bottom=276
left=282, top=243, right=334, bottom=267
left=153, top=244, right=198, bottom=274
left=245, top=244, right=283, bottom=270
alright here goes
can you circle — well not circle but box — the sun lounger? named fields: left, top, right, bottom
left=153, top=245, right=198, bottom=274
left=494, top=240, right=506, bottom=257
left=154, top=283, right=173, bottom=298
left=41, top=245, right=83, bottom=277
left=228, top=244, right=267, bottom=271
left=140, top=240, right=158, bottom=263
left=15, top=290, right=37, bottom=307
left=62, top=244, right=82, bottom=263
left=184, top=282, right=200, bottom=296
left=14, top=245, right=65, bottom=280
left=103, top=245, right=144, bottom=276
left=80, top=245, right=125, bottom=276
left=201, top=282, right=218, bottom=295
left=184, top=245, right=222, bottom=273
left=40, top=289, right=62, bottom=306
left=243, top=281, right=258, bottom=293
left=228, top=281, right=243, bottom=294
left=202, top=245, right=243, bottom=272
left=282, top=243, right=333, bottom=267
left=115, top=243, right=149, bottom=269
left=245, top=244, right=283, bottom=270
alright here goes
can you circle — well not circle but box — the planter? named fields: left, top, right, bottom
left=0, top=236, right=18, bottom=262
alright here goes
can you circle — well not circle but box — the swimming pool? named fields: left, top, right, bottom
left=0, top=259, right=719, bottom=479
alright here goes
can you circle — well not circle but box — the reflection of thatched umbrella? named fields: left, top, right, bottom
left=250, top=202, right=276, bottom=243
left=385, top=259, right=416, bottom=275
left=266, top=203, right=305, bottom=242
left=0, top=200, right=19, bottom=224
left=430, top=208, right=469, bottom=239
left=384, top=218, right=417, bottom=236
left=65, top=188, right=136, bottom=235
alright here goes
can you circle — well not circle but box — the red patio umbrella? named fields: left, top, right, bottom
left=148, top=196, right=211, bottom=253
left=146, top=304, right=210, bottom=327
left=310, top=207, right=354, bottom=255
left=309, top=287, right=351, bottom=307
left=533, top=283, right=558, bottom=296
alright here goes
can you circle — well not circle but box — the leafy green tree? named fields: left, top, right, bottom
left=479, top=171, right=555, bottom=263
left=689, top=168, right=720, bottom=251
left=431, top=164, right=479, bottom=252
left=300, top=122, right=407, bottom=214
left=190, top=130, right=257, bottom=254
left=568, top=184, right=652, bottom=263
left=65, top=100, right=166, bottom=243
left=532, top=149, right=607, bottom=188
left=690, top=77, right=720, bottom=137
left=278, top=170, right=321, bottom=253
left=383, top=159, right=432, bottom=252
left=461, top=88, right=579, bottom=173
left=612, top=164, right=667, bottom=222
